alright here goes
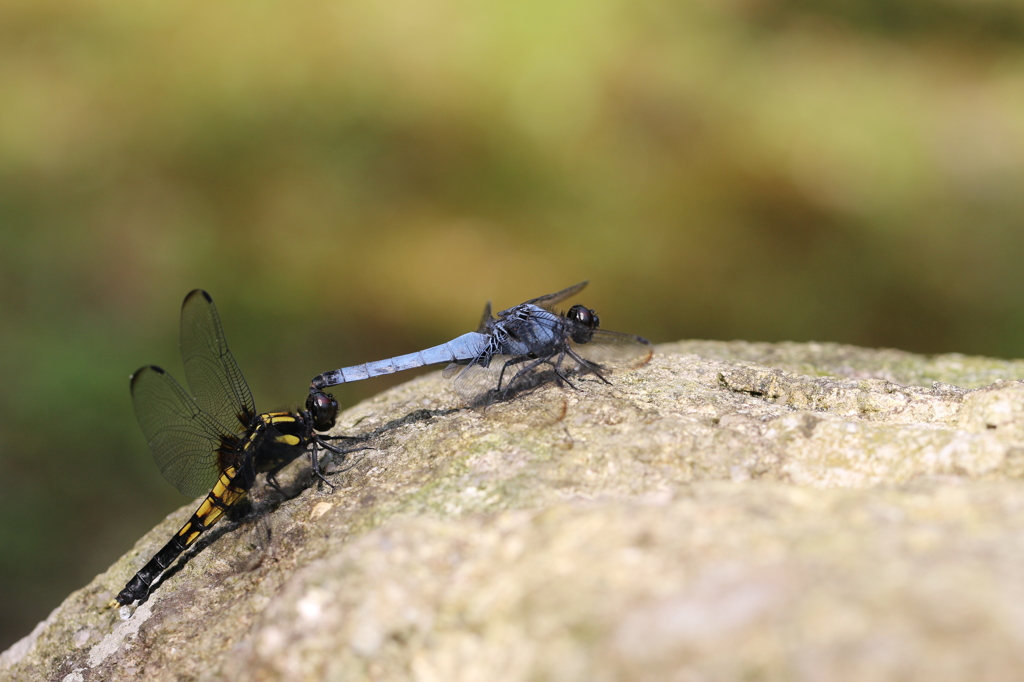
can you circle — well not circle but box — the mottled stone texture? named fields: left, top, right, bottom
left=6, top=341, right=1024, bottom=681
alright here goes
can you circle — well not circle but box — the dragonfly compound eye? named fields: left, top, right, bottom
left=307, top=390, right=339, bottom=431
left=568, top=305, right=600, bottom=330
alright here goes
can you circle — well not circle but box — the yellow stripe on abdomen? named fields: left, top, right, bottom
left=175, top=465, right=248, bottom=548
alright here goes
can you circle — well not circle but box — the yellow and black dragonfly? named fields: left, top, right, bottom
left=113, top=290, right=354, bottom=607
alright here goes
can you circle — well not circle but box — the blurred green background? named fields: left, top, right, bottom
left=3, top=0, right=1024, bottom=649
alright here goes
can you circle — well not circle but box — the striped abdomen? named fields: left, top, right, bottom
left=114, top=465, right=249, bottom=606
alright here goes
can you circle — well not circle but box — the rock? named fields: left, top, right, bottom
left=6, top=341, right=1024, bottom=681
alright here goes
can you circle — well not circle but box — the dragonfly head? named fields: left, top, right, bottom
left=306, top=390, right=339, bottom=432
left=566, top=304, right=600, bottom=343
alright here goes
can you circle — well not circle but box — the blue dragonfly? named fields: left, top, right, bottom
left=310, top=281, right=652, bottom=405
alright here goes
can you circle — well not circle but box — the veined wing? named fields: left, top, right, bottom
left=179, top=290, right=256, bottom=432
left=442, top=359, right=508, bottom=406
left=445, top=356, right=569, bottom=422
left=570, top=330, right=653, bottom=373
left=130, top=365, right=231, bottom=498
left=504, top=281, right=589, bottom=315
left=441, top=347, right=570, bottom=406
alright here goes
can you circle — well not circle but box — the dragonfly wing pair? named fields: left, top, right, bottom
left=115, top=291, right=344, bottom=607
left=132, top=290, right=254, bottom=499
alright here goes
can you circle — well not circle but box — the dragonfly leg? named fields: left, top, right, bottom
left=549, top=350, right=578, bottom=388
left=319, top=432, right=369, bottom=444
left=502, top=355, right=561, bottom=399
left=318, top=436, right=372, bottom=458
left=258, top=442, right=299, bottom=494
left=262, top=445, right=335, bottom=495
left=496, top=356, right=531, bottom=393
left=264, top=463, right=293, bottom=495
left=565, top=347, right=611, bottom=385
left=315, top=435, right=372, bottom=480
left=307, top=442, right=337, bottom=492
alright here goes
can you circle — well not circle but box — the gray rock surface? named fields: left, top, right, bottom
left=6, top=340, right=1024, bottom=681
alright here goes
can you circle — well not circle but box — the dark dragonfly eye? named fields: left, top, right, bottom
left=567, top=304, right=600, bottom=330
left=306, top=390, right=339, bottom=432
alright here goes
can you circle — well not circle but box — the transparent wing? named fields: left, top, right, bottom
left=521, top=281, right=588, bottom=312
left=570, top=330, right=653, bottom=373
left=445, top=360, right=507, bottom=406
left=179, top=290, right=256, bottom=431
left=444, top=352, right=573, bottom=406
left=130, top=365, right=231, bottom=498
